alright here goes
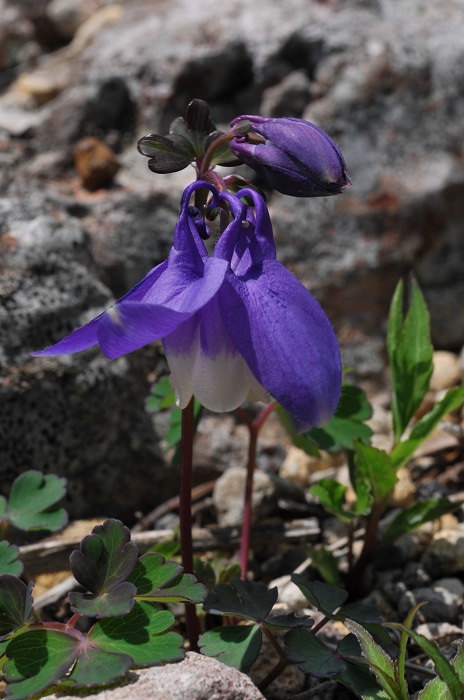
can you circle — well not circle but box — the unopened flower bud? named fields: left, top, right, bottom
left=230, top=115, right=350, bottom=197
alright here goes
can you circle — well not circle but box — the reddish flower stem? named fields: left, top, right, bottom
left=239, top=403, right=277, bottom=580
left=180, top=398, right=200, bottom=651
left=240, top=423, right=258, bottom=580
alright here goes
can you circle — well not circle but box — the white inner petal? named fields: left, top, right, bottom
left=165, top=333, right=269, bottom=412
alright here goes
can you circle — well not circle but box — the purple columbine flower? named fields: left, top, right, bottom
left=33, top=182, right=341, bottom=431
left=230, top=115, right=350, bottom=197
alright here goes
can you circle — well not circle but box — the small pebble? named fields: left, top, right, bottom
left=73, top=136, right=120, bottom=191
left=430, top=351, right=462, bottom=390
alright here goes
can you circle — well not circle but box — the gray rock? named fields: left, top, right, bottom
left=260, top=70, right=312, bottom=118
left=213, top=466, right=277, bottom=527
left=415, top=621, right=464, bottom=642
left=41, top=652, right=265, bottom=700
left=0, top=202, right=169, bottom=521
left=422, top=530, right=464, bottom=576
left=402, top=562, right=432, bottom=589
left=399, top=579, right=464, bottom=623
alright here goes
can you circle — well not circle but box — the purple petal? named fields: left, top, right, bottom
left=219, top=260, right=342, bottom=431
left=98, top=257, right=229, bottom=360
left=31, top=316, right=100, bottom=356
left=97, top=303, right=191, bottom=359
left=141, top=257, right=228, bottom=312
left=31, top=261, right=169, bottom=357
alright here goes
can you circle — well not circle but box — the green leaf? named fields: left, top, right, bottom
left=199, top=625, right=262, bottom=672
left=337, top=602, right=381, bottom=626
left=61, top=646, right=132, bottom=688
left=309, top=480, right=354, bottom=523
left=418, top=641, right=464, bottom=699
left=0, top=495, right=7, bottom=518
left=146, top=377, right=202, bottom=455
left=387, top=623, right=463, bottom=699
left=418, top=677, right=452, bottom=700
left=0, top=576, right=33, bottom=639
left=149, top=539, right=180, bottom=559
left=353, top=442, right=396, bottom=506
left=277, top=407, right=320, bottom=457
left=265, top=613, right=314, bottom=630
left=146, top=376, right=176, bottom=412
left=391, top=385, right=464, bottom=468
left=387, top=278, right=433, bottom=443
left=7, top=471, right=67, bottom=533
left=193, top=558, right=217, bottom=592
left=68, top=582, right=137, bottom=619
left=70, top=519, right=138, bottom=594
left=345, top=620, right=400, bottom=700
left=290, top=576, right=348, bottom=615
left=308, top=385, right=373, bottom=452
left=217, top=562, right=242, bottom=585
left=129, top=553, right=206, bottom=604
left=4, top=629, right=77, bottom=700
left=203, top=580, right=277, bottom=623
left=307, top=547, right=342, bottom=586
left=0, top=542, right=23, bottom=577
left=396, top=604, right=424, bottom=700
left=89, top=601, right=183, bottom=666
left=137, top=134, right=194, bottom=173
left=383, top=499, right=457, bottom=542
left=167, top=400, right=202, bottom=455
left=284, top=628, right=347, bottom=677
left=336, top=634, right=384, bottom=697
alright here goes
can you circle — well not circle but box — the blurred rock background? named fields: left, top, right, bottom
left=1, top=0, right=463, bottom=520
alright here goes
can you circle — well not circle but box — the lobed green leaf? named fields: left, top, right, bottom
left=0, top=576, right=33, bottom=639
left=89, top=601, right=183, bottom=666
left=203, top=580, right=277, bottom=622
left=69, top=518, right=138, bottom=594
left=7, top=471, right=67, bottom=533
left=199, top=625, right=262, bottom=672
left=68, top=582, right=137, bottom=619
left=284, top=628, right=347, bottom=677
left=0, top=542, right=23, bottom=577
left=62, top=645, right=132, bottom=688
left=4, top=629, right=77, bottom=700
left=291, top=576, right=348, bottom=615
left=129, top=553, right=206, bottom=604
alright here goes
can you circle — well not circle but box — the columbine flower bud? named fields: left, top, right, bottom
left=230, top=115, right=350, bottom=197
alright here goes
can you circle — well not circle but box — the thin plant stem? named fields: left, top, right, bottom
left=310, top=615, right=331, bottom=635
left=258, top=656, right=289, bottom=692
left=239, top=402, right=277, bottom=580
left=179, top=398, right=200, bottom=651
left=347, top=499, right=384, bottom=595
left=240, top=423, right=258, bottom=580
left=258, top=629, right=289, bottom=693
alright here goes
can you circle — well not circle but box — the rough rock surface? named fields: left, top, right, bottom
left=1, top=0, right=464, bottom=515
left=41, top=652, right=265, bottom=700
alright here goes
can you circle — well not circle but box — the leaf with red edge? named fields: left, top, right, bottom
left=70, top=519, right=138, bottom=594
left=0, top=576, right=33, bottom=640
left=89, top=601, right=183, bottom=666
left=3, top=629, right=78, bottom=700
left=129, top=553, right=206, bottom=604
